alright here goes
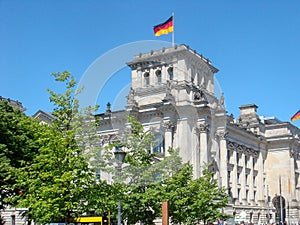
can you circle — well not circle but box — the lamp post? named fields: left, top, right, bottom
left=114, top=148, right=126, bottom=225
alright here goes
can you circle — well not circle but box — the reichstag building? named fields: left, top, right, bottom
left=3, top=45, right=300, bottom=225
left=96, top=45, right=300, bottom=224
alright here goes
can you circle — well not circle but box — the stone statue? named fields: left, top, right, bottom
left=219, top=93, right=225, bottom=106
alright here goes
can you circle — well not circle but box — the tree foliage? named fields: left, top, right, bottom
left=0, top=100, right=43, bottom=224
left=163, top=163, right=230, bottom=225
left=96, top=116, right=230, bottom=225
left=94, top=116, right=184, bottom=225
left=6, top=71, right=106, bottom=224
left=2, top=71, right=230, bottom=225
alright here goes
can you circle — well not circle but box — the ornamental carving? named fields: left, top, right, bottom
left=227, top=140, right=259, bottom=158
left=163, top=121, right=175, bottom=131
left=216, top=131, right=228, bottom=140
left=290, top=149, right=299, bottom=159
left=198, top=123, right=209, bottom=133
left=193, top=89, right=208, bottom=103
left=126, top=87, right=137, bottom=106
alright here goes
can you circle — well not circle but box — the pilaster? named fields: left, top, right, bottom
left=199, top=123, right=209, bottom=174
left=163, top=121, right=175, bottom=156
left=218, top=131, right=228, bottom=188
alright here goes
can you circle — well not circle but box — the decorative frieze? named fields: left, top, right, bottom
left=227, top=140, right=259, bottom=158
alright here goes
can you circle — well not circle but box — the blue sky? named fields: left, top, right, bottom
left=1, top=0, right=300, bottom=124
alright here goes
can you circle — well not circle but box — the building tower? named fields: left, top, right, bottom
left=97, top=45, right=300, bottom=224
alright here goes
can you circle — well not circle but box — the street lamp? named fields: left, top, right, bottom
left=114, top=148, right=126, bottom=225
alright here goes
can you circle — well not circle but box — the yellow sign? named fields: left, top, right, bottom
left=75, top=217, right=102, bottom=223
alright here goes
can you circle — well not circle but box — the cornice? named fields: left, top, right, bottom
left=127, top=45, right=218, bottom=73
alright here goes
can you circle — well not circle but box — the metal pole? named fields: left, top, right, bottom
left=117, top=198, right=121, bottom=225
left=279, top=176, right=283, bottom=225
left=172, top=12, right=174, bottom=47
left=288, top=201, right=290, bottom=225
left=117, top=165, right=122, bottom=225
left=267, top=185, right=270, bottom=224
left=114, top=149, right=126, bottom=225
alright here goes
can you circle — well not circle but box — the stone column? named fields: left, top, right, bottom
left=162, top=65, right=167, bottom=83
left=257, top=152, right=264, bottom=204
left=150, top=68, right=155, bottom=86
left=219, top=132, right=228, bottom=188
left=289, top=152, right=296, bottom=203
left=193, top=127, right=200, bottom=178
left=199, top=123, right=209, bottom=174
left=232, top=150, right=238, bottom=199
left=163, top=121, right=174, bottom=157
left=240, top=152, right=247, bottom=204
left=137, top=67, right=142, bottom=88
left=249, top=154, right=254, bottom=205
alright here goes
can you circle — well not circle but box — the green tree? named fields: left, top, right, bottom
left=162, top=163, right=194, bottom=225
left=163, top=163, right=230, bottom=225
left=95, top=116, right=184, bottom=225
left=8, top=71, right=107, bottom=224
left=0, top=100, right=43, bottom=224
left=187, top=168, right=229, bottom=224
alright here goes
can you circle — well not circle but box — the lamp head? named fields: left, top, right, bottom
left=114, top=148, right=126, bottom=163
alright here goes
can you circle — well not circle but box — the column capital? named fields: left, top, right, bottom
left=290, top=149, right=298, bottom=159
left=198, top=123, right=209, bottom=133
left=163, top=120, right=175, bottom=131
left=216, top=131, right=228, bottom=140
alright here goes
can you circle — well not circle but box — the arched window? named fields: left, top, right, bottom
left=156, top=70, right=162, bottom=84
left=144, top=72, right=150, bottom=86
left=167, top=67, right=173, bottom=80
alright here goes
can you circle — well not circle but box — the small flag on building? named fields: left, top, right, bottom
left=153, top=16, right=174, bottom=36
left=291, top=110, right=300, bottom=121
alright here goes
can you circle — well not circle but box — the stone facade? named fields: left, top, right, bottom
left=96, top=45, right=300, bottom=224
left=0, top=96, right=25, bottom=111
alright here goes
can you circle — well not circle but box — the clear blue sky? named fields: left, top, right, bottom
left=1, top=0, right=300, bottom=124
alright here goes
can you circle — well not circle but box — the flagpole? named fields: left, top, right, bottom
left=279, top=176, right=283, bottom=225
left=172, top=12, right=174, bottom=47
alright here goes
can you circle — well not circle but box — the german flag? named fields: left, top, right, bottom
left=153, top=16, right=173, bottom=37
left=291, top=110, right=300, bottom=121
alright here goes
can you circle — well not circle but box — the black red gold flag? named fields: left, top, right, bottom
left=291, top=110, right=300, bottom=121
left=153, top=16, right=174, bottom=36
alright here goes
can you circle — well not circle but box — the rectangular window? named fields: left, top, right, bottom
left=156, top=70, right=162, bottom=84
left=238, top=188, right=241, bottom=202
left=95, top=169, right=101, bottom=180
left=144, top=73, right=150, bottom=86
left=227, top=150, right=231, bottom=163
left=11, top=215, right=15, bottom=225
left=153, top=134, right=164, bottom=153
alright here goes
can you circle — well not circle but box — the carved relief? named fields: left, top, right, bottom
left=193, top=89, right=207, bottom=102
left=290, top=149, right=298, bottom=159
left=198, top=124, right=209, bottom=133
left=163, top=121, right=176, bottom=132
left=227, top=140, right=259, bottom=158
left=126, top=87, right=138, bottom=108
left=215, top=131, right=228, bottom=140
